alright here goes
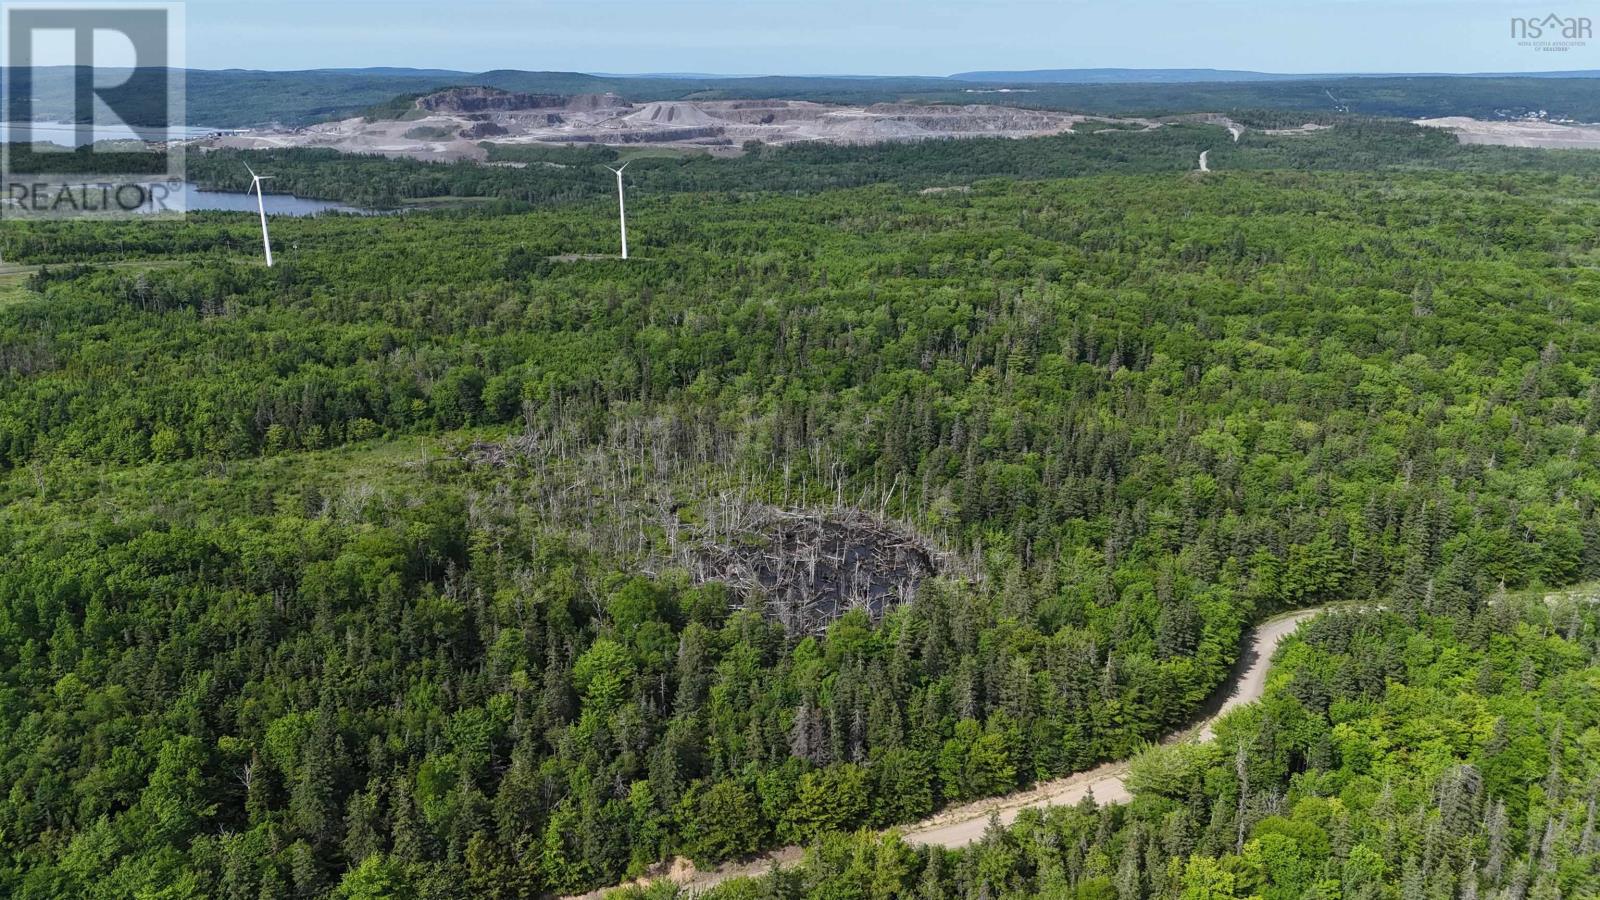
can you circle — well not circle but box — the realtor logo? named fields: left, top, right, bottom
left=1510, top=13, right=1592, bottom=52
left=1, top=2, right=186, bottom=218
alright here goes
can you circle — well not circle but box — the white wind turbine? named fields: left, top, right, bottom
left=604, top=161, right=630, bottom=259
left=245, top=163, right=275, bottom=268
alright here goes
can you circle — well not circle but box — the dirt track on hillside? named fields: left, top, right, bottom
left=899, top=610, right=1317, bottom=847
left=569, top=608, right=1324, bottom=898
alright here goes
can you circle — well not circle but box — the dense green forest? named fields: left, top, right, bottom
left=651, top=601, right=1600, bottom=899
left=3, top=163, right=1600, bottom=898
left=185, top=121, right=1600, bottom=209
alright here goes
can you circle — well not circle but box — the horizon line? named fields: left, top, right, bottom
left=5, top=64, right=1600, bottom=80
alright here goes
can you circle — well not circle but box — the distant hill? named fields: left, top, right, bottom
left=295, top=67, right=475, bottom=78
left=1492, top=69, right=1600, bottom=78
left=952, top=67, right=1600, bottom=84
left=5, top=66, right=1600, bottom=129
left=951, top=68, right=1306, bottom=83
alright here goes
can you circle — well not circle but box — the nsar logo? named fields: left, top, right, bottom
left=1510, top=13, right=1592, bottom=45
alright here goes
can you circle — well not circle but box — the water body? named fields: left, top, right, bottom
left=178, top=184, right=364, bottom=216
left=0, top=121, right=221, bottom=146
left=4, top=183, right=370, bottom=218
left=0, top=123, right=376, bottom=216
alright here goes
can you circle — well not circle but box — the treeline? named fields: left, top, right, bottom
left=670, top=76, right=1600, bottom=123
left=187, top=147, right=594, bottom=209
left=185, top=125, right=1223, bottom=208
left=3, top=142, right=168, bottom=175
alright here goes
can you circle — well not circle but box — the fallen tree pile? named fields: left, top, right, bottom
left=684, top=501, right=943, bottom=634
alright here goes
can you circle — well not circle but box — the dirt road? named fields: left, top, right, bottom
left=570, top=608, right=1323, bottom=897
left=901, top=609, right=1317, bottom=847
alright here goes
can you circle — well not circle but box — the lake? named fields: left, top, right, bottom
left=1, top=121, right=365, bottom=216
left=178, top=184, right=366, bottom=216
left=0, top=121, right=221, bottom=146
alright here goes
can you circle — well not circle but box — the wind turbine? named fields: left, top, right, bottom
left=604, top=161, right=630, bottom=260
left=245, top=164, right=275, bottom=268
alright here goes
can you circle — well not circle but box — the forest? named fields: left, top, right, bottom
left=1, top=158, right=1600, bottom=899
left=643, top=601, right=1600, bottom=899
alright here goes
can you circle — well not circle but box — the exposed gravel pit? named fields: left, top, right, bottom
left=1416, top=116, right=1600, bottom=149
left=200, top=86, right=1105, bottom=161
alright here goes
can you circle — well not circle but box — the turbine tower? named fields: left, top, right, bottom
left=245, top=164, right=275, bottom=268
left=604, top=161, right=630, bottom=259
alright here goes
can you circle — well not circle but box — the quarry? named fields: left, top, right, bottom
left=200, top=85, right=1128, bottom=161
left=1416, top=116, right=1600, bottom=149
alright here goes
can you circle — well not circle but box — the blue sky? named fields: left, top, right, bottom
left=181, top=1, right=1598, bottom=75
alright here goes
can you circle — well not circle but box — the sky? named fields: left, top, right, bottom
left=176, top=0, right=1597, bottom=75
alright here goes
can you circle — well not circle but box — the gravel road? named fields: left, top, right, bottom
left=900, top=609, right=1318, bottom=847
left=570, top=608, right=1324, bottom=896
